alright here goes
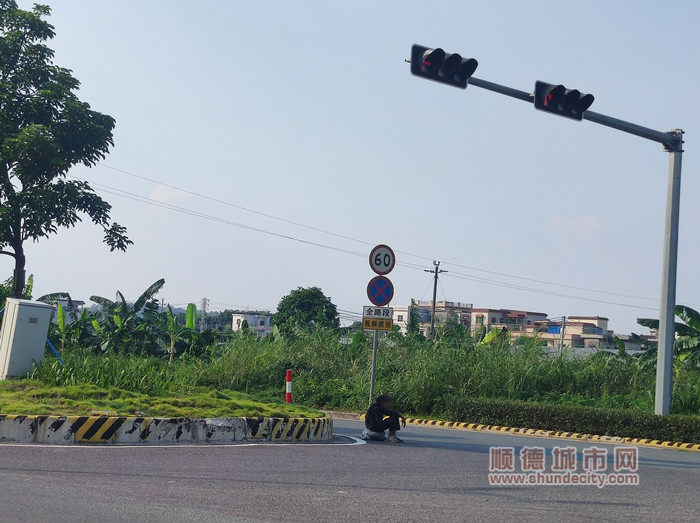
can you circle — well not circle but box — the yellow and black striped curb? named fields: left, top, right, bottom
left=354, top=414, right=700, bottom=452
left=0, top=414, right=332, bottom=445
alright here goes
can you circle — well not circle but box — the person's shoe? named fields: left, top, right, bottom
left=386, top=434, right=404, bottom=443
left=361, top=428, right=387, bottom=441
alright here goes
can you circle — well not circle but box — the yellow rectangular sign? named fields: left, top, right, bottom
left=363, top=318, right=394, bottom=331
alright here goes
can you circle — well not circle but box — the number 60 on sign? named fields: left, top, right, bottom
left=369, top=244, right=395, bottom=275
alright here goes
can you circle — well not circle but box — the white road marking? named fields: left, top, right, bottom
left=0, top=434, right=366, bottom=449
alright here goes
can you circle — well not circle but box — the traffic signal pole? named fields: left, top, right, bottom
left=441, top=73, right=684, bottom=415
left=469, top=76, right=682, bottom=148
left=656, top=146, right=683, bottom=415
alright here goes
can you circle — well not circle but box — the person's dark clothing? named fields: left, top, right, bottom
left=365, top=403, right=401, bottom=433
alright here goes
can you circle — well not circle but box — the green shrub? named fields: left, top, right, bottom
left=436, top=395, right=700, bottom=443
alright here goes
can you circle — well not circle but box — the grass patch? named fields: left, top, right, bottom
left=0, top=381, right=323, bottom=419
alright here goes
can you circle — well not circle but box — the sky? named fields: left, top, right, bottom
left=7, top=0, right=700, bottom=333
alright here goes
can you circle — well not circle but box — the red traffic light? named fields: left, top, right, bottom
left=543, top=84, right=565, bottom=108
left=410, top=44, right=478, bottom=89
left=534, top=81, right=594, bottom=121
left=421, top=48, right=445, bottom=74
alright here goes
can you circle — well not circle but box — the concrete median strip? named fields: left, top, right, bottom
left=328, top=411, right=700, bottom=452
left=0, top=414, right=332, bottom=444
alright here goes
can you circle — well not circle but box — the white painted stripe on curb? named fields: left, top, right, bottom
left=0, top=435, right=366, bottom=449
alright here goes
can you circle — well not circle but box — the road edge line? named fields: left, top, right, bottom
left=327, top=411, right=700, bottom=452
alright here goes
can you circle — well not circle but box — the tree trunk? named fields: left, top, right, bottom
left=12, top=247, right=25, bottom=299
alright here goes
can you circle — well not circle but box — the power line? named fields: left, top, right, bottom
left=70, top=176, right=372, bottom=263
left=439, top=260, right=660, bottom=303
left=97, top=163, right=375, bottom=249
left=443, top=271, right=658, bottom=311
left=95, top=163, right=663, bottom=304
left=74, top=172, right=672, bottom=311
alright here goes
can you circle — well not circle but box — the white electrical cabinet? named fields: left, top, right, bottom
left=0, top=298, right=52, bottom=380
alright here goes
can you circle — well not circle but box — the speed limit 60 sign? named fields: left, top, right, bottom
left=369, top=244, right=395, bottom=275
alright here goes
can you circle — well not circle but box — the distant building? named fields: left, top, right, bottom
left=389, top=297, right=624, bottom=351
left=53, top=299, right=85, bottom=324
left=615, top=331, right=657, bottom=354
left=470, top=308, right=548, bottom=334
left=231, top=313, right=273, bottom=337
left=392, top=301, right=472, bottom=336
left=391, top=305, right=411, bottom=333
left=535, top=316, right=614, bottom=351
left=390, top=299, right=623, bottom=351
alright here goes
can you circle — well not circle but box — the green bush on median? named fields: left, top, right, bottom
left=436, top=395, right=700, bottom=444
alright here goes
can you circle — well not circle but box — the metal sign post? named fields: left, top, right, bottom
left=366, top=245, right=396, bottom=406
left=369, top=330, right=379, bottom=405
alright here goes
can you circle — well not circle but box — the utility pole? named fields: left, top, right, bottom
left=559, top=316, right=566, bottom=357
left=200, top=297, right=209, bottom=333
left=425, top=261, right=447, bottom=339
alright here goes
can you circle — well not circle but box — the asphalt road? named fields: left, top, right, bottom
left=1, top=419, right=699, bottom=522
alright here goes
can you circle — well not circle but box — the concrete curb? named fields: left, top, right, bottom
left=322, top=410, right=362, bottom=421
left=0, top=414, right=333, bottom=445
left=334, top=413, right=700, bottom=452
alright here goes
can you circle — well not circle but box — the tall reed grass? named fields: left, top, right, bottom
left=30, top=329, right=700, bottom=416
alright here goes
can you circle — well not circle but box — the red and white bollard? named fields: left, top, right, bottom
left=285, top=369, right=292, bottom=403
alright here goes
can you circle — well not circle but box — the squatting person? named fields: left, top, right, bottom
left=363, top=394, right=406, bottom=443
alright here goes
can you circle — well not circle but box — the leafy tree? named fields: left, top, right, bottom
left=0, top=273, right=31, bottom=309
left=0, top=276, right=9, bottom=310
left=207, top=309, right=234, bottom=330
left=273, top=286, right=339, bottom=336
left=638, top=305, right=700, bottom=365
left=90, top=279, right=164, bottom=354
left=344, top=320, right=363, bottom=333
left=0, top=2, right=131, bottom=298
left=407, top=299, right=420, bottom=337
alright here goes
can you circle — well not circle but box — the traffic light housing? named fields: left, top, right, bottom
left=410, top=44, right=478, bottom=89
left=534, top=81, right=594, bottom=121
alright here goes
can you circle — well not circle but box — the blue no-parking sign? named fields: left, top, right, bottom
left=367, top=275, right=394, bottom=307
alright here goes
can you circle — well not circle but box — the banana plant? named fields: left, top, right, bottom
left=37, top=291, right=78, bottom=321
left=38, top=292, right=97, bottom=352
left=476, top=327, right=502, bottom=348
left=90, top=279, right=165, bottom=355
left=637, top=305, right=700, bottom=365
left=162, top=303, right=197, bottom=364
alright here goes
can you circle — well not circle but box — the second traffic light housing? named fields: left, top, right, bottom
left=410, top=44, right=478, bottom=89
left=534, top=81, right=594, bottom=121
